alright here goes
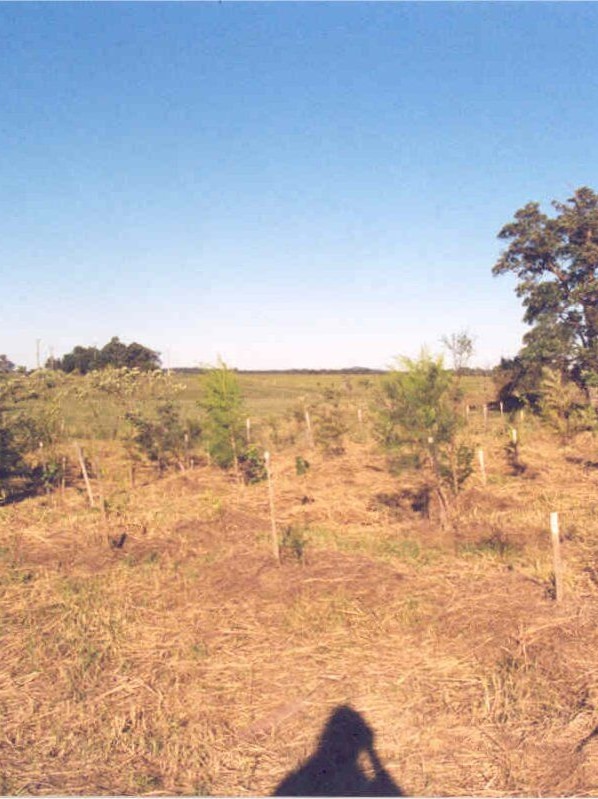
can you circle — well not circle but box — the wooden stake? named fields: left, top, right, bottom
left=246, top=417, right=251, bottom=444
left=510, top=427, right=518, bottom=445
left=483, top=404, right=488, bottom=429
left=230, top=432, right=241, bottom=485
left=94, top=457, right=107, bottom=522
left=477, top=448, right=487, bottom=485
left=499, top=401, right=504, bottom=419
left=304, top=408, right=314, bottom=448
left=39, top=441, right=49, bottom=494
left=264, top=451, right=280, bottom=564
left=74, top=443, right=95, bottom=507
left=550, top=512, right=564, bottom=603
left=61, top=456, right=66, bottom=497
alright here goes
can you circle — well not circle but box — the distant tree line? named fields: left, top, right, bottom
left=48, top=337, right=161, bottom=374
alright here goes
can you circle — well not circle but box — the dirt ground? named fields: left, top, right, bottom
left=1, top=429, right=597, bottom=796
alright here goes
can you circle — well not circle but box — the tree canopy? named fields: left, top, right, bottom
left=493, top=187, right=598, bottom=383
left=51, top=337, right=161, bottom=374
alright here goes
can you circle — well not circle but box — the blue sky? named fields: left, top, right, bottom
left=2, top=2, right=598, bottom=370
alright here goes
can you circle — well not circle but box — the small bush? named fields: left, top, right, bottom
left=238, top=446, right=267, bottom=484
left=540, top=368, right=596, bottom=440
left=373, top=352, right=471, bottom=524
left=199, top=361, right=245, bottom=469
left=295, top=455, right=310, bottom=476
left=439, top=443, right=475, bottom=492
left=35, top=458, right=65, bottom=491
left=0, top=404, right=65, bottom=502
left=125, top=403, right=200, bottom=473
left=312, top=390, right=348, bottom=456
left=281, top=524, right=309, bottom=563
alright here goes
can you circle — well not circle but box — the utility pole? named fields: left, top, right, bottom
left=36, top=339, right=41, bottom=369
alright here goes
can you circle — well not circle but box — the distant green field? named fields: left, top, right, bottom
left=7, top=370, right=497, bottom=440
left=178, top=371, right=377, bottom=418
left=181, top=371, right=495, bottom=415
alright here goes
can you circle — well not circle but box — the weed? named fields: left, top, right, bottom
left=13, top=568, right=35, bottom=584
left=379, top=538, right=422, bottom=561
left=133, top=772, right=162, bottom=791
left=295, top=455, right=310, bottom=476
left=124, top=550, right=160, bottom=568
left=371, top=488, right=432, bottom=518
left=394, top=596, right=423, bottom=627
left=281, top=524, right=309, bottom=563
left=190, top=642, right=209, bottom=659
left=193, top=780, right=213, bottom=796
left=283, top=592, right=362, bottom=635
left=485, top=652, right=530, bottom=725
left=457, top=531, right=519, bottom=560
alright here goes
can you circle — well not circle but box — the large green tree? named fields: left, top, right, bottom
left=493, top=187, right=598, bottom=383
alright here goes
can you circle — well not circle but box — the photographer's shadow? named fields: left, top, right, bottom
left=274, top=705, right=403, bottom=796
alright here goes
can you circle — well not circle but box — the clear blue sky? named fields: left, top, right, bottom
left=2, top=2, right=598, bottom=370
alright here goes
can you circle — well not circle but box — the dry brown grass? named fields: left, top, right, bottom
left=1, top=417, right=597, bottom=796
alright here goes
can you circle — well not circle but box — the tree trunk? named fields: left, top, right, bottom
left=230, top=431, right=241, bottom=484
left=427, top=445, right=450, bottom=529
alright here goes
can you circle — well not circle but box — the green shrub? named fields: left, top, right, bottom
left=373, top=351, right=470, bottom=523
left=0, top=423, right=25, bottom=481
left=0, top=404, right=64, bottom=501
left=295, top=455, right=310, bottom=476
left=438, top=443, right=474, bottom=492
left=238, top=446, right=267, bottom=484
left=125, top=403, right=200, bottom=473
left=199, top=361, right=245, bottom=469
left=281, top=525, right=309, bottom=563
left=311, top=390, right=348, bottom=456
left=540, top=367, right=596, bottom=440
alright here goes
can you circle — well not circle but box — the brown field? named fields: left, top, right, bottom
left=1, top=380, right=597, bottom=796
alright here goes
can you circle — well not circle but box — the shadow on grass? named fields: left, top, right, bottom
left=0, top=481, right=43, bottom=506
left=274, top=704, right=403, bottom=797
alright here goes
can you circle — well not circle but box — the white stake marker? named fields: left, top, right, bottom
left=264, top=451, right=280, bottom=564
left=477, top=448, right=487, bottom=484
